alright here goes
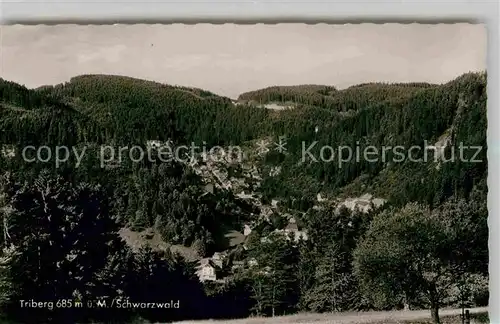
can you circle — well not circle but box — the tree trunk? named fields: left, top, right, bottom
left=403, top=292, right=410, bottom=310
left=430, top=302, right=440, bottom=324
left=272, top=282, right=276, bottom=317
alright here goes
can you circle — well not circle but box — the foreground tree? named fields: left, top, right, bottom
left=353, top=201, right=487, bottom=324
left=302, top=205, right=368, bottom=312
left=244, top=232, right=299, bottom=316
left=0, top=171, right=133, bottom=323
left=129, top=246, right=208, bottom=322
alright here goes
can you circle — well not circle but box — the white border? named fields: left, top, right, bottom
left=0, top=0, right=499, bottom=322
left=0, top=1, right=495, bottom=23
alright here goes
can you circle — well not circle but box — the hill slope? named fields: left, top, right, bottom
left=238, top=82, right=436, bottom=111
left=0, top=72, right=488, bottom=324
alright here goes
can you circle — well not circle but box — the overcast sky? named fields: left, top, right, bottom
left=0, top=23, right=486, bottom=99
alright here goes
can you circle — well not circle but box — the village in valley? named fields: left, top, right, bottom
left=119, top=140, right=387, bottom=284
left=0, top=22, right=489, bottom=324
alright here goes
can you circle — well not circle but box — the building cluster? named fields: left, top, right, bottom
left=1, top=145, right=15, bottom=158
left=195, top=251, right=258, bottom=282
left=337, top=193, right=386, bottom=214
left=313, top=192, right=386, bottom=214
left=267, top=217, right=308, bottom=242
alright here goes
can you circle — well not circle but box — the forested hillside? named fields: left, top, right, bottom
left=36, top=75, right=267, bottom=146
left=0, top=72, right=487, bottom=324
left=237, top=82, right=435, bottom=111
left=256, top=73, right=487, bottom=207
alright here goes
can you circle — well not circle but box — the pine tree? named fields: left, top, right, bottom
left=1, top=172, right=131, bottom=322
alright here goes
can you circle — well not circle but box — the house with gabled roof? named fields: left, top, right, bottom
left=196, top=258, right=217, bottom=282
left=279, top=219, right=309, bottom=242
left=211, top=252, right=227, bottom=268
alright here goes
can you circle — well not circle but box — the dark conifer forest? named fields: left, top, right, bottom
left=0, top=72, right=488, bottom=323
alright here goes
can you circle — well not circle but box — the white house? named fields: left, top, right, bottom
left=372, top=198, right=386, bottom=208
left=243, top=224, right=252, bottom=236
left=237, top=191, right=254, bottom=200
left=231, top=261, right=245, bottom=272
left=269, top=166, right=282, bottom=177
left=146, top=140, right=162, bottom=149
left=1, top=145, right=15, bottom=158
left=196, top=258, right=217, bottom=282
left=293, top=230, right=308, bottom=241
left=271, top=221, right=309, bottom=242
left=338, top=194, right=386, bottom=214
left=212, top=252, right=226, bottom=268
left=203, top=183, right=215, bottom=194
left=317, top=193, right=327, bottom=202
left=284, top=223, right=308, bottom=242
left=248, top=258, right=258, bottom=267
